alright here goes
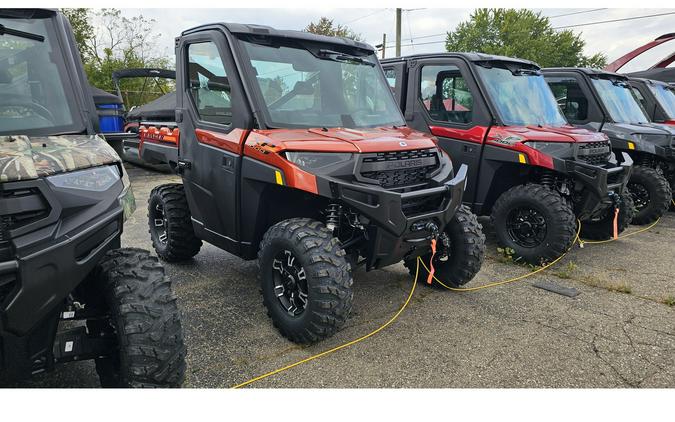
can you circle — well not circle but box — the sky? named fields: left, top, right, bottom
left=116, top=8, right=675, bottom=72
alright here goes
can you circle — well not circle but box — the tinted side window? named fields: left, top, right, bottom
left=383, top=68, right=397, bottom=89
left=631, top=87, right=648, bottom=110
left=545, top=76, right=588, bottom=123
left=187, top=41, right=232, bottom=125
left=420, top=65, right=473, bottom=124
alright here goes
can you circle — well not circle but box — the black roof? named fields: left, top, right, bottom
left=126, top=91, right=176, bottom=121
left=89, top=85, right=123, bottom=105
left=182, top=22, right=375, bottom=52
left=542, top=67, right=628, bottom=79
left=626, top=68, right=675, bottom=84
left=111, top=68, right=175, bottom=87
left=382, top=52, right=538, bottom=67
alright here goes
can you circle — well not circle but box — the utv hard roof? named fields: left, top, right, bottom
left=0, top=8, right=56, bottom=19
left=382, top=52, right=538, bottom=67
left=543, top=67, right=628, bottom=80
left=181, top=22, right=375, bottom=52
left=627, top=67, right=675, bottom=84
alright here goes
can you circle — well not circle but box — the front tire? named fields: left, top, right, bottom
left=148, top=183, right=202, bottom=262
left=87, top=248, right=186, bottom=388
left=404, top=205, right=485, bottom=288
left=258, top=218, right=353, bottom=344
left=627, top=166, right=671, bottom=225
left=491, top=184, right=576, bottom=265
left=580, top=188, right=635, bottom=241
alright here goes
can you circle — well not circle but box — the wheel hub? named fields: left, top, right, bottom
left=627, top=182, right=649, bottom=211
left=150, top=203, right=168, bottom=244
left=505, top=207, right=547, bottom=248
left=272, top=250, right=308, bottom=316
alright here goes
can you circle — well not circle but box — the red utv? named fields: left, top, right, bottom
left=382, top=53, right=634, bottom=264
left=139, top=23, right=486, bottom=344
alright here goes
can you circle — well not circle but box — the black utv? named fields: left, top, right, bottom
left=0, top=9, right=185, bottom=387
left=543, top=68, right=673, bottom=225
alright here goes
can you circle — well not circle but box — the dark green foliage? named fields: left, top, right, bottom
left=445, top=9, right=607, bottom=69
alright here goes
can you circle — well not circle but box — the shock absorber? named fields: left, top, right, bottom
left=540, top=171, right=555, bottom=187
left=325, top=203, right=341, bottom=232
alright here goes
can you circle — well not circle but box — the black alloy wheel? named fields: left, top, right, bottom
left=272, top=249, right=309, bottom=316
left=505, top=206, right=548, bottom=248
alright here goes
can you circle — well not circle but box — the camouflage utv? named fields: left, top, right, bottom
left=0, top=9, right=186, bottom=387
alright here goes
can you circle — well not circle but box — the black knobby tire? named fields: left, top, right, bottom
left=258, top=218, right=353, bottom=344
left=88, top=248, right=186, bottom=388
left=404, top=205, right=486, bottom=288
left=491, top=184, right=576, bottom=265
left=627, top=166, right=671, bottom=225
left=669, top=176, right=675, bottom=211
left=148, top=183, right=202, bottom=262
left=579, top=188, right=636, bottom=241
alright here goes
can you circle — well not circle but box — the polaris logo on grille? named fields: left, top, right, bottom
left=399, top=141, right=407, bottom=147
left=578, top=146, right=610, bottom=156
left=385, top=159, right=425, bottom=169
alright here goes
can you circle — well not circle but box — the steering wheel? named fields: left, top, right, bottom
left=0, top=94, right=56, bottom=123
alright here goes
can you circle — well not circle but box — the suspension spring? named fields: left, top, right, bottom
left=540, top=171, right=555, bottom=187
left=325, top=203, right=341, bottom=232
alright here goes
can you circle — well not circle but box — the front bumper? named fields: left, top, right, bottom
left=317, top=164, right=468, bottom=269
left=1, top=177, right=125, bottom=338
left=559, top=152, right=633, bottom=219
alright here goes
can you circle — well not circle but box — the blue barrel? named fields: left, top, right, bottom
left=90, top=85, right=124, bottom=133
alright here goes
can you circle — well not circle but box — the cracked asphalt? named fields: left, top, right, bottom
left=10, top=164, right=675, bottom=388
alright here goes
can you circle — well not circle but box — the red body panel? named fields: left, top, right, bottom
left=429, top=125, right=488, bottom=144
left=484, top=126, right=609, bottom=170
left=195, top=128, right=249, bottom=155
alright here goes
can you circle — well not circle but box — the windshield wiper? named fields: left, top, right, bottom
left=0, top=24, right=44, bottom=42
left=317, top=49, right=375, bottom=67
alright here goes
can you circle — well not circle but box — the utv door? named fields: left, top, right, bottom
left=402, top=58, right=492, bottom=211
left=176, top=30, right=252, bottom=254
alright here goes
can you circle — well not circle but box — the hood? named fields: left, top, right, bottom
left=602, top=122, right=672, bottom=143
left=251, top=127, right=438, bottom=153
left=0, top=135, right=120, bottom=183
left=488, top=125, right=608, bottom=144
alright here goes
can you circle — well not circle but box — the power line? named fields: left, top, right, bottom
left=553, top=11, right=675, bottom=29
left=547, top=8, right=607, bottom=19
left=375, top=10, right=675, bottom=48
left=344, top=9, right=388, bottom=24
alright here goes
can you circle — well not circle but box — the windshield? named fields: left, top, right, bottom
left=0, top=16, right=82, bottom=135
left=648, top=82, right=675, bottom=119
left=591, top=77, right=649, bottom=124
left=476, top=64, right=567, bottom=127
left=240, top=39, right=405, bottom=129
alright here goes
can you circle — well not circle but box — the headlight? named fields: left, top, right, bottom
left=285, top=152, right=353, bottom=170
left=118, top=164, right=136, bottom=221
left=524, top=141, right=574, bottom=157
left=47, top=166, right=120, bottom=191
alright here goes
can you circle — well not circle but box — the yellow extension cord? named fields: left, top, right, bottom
left=232, top=215, right=664, bottom=388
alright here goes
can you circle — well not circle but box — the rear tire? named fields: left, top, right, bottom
left=88, top=248, right=186, bottom=388
left=148, top=183, right=202, bottom=262
left=258, top=218, right=353, bottom=344
left=580, top=188, right=635, bottom=240
left=491, top=184, right=576, bottom=265
left=404, top=205, right=485, bottom=288
left=627, top=166, right=671, bottom=225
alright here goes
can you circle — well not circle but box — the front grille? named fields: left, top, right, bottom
left=0, top=188, right=49, bottom=233
left=0, top=270, right=17, bottom=306
left=360, top=149, right=439, bottom=189
left=577, top=141, right=611, bottom=166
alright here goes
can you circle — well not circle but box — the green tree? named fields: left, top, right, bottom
left=61, top=8, right=173, bottom=107
left=61, top=8, right=93, bottom=62
left=304, top=17, right=363, bottom=41
left=445, top=8, right=607, bottom=68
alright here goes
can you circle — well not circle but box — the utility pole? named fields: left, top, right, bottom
left=381, top=33, right=386, bottom=59
left=395, top=8, right=401, bottom=57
